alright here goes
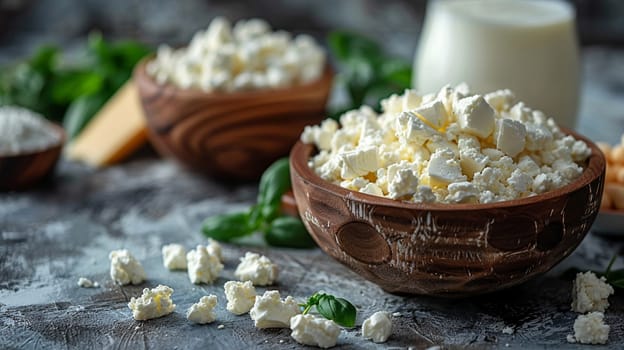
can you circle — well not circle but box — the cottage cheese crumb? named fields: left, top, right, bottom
left=234, top=252, right=278, bottom=286
left=162, top=244, right=187, bottom=270
left=502, top=326, right=514, bottom=335
left=224, top=280, right=256, bottom=315
left=362, top=311, right=392, bottom=343
left=0, top=106, right=61, bottom=155
left=109, top=249, right=146, bottom=285
left=301, top=85, right=591, bottom=204
left=249, top=290, right=300, bottom=328
left=128, top=285, right=176, bottom=320
left=207, top=238, right=223, bottom=261
left=77, top=277, right=98, bottom=288
left=187, top=245, right=223, bottom=284
left=570, top=312, right=610, bottom=344
left=571, top=271, right=614, bottom=313
left=290, top=314, right=340, bottom=348
left=187, top=295, right=218, bottom=324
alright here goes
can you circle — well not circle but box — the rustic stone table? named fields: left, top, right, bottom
left=1, top=47, right=624, bottom=349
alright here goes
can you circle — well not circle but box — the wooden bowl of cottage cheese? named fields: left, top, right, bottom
left=289, top=86, right=606, bottom=297
left=0, top=106, right=65, bottom=191
left=134, top=17, right=333, bottom=181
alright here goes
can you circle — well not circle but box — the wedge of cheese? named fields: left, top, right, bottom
left=67, top=81, right=148, bottom=166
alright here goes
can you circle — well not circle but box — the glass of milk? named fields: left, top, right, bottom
left=414, top=0, right=580, bottom=128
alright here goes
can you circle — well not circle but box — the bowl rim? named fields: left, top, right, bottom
left=0, top=122, right=66, bottom=159
left=133, top=56, right=334, bottom=100
left=290, top=128, right=606, bottom=212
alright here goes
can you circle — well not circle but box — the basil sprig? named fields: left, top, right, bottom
left=0, top=33, right=150, bottom=139
left=603, top=255, right=624, bottom=289
left=300, top=292, right=357, bottom=328
left=201, top=158, right=315, bottom=249
left=327, top=30, right=412, bottom=118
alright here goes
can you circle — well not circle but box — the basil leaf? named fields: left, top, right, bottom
left=379, top=59, right=413, bottom=88
left=328, top=31, right=381, bottom=61
left=257, top=158, right=291, bottom=221
left=606, top=269, right=624, bottom=288
left=63, top=94, right=108, bottom=140
left=317, top=294, right=357, bottom=328
left=51, top=71, right=104, bottom=104
left=264, top=216, right=315, bottom=249
left=605, top=255, right=617, bottom=276
left=201, top=211, right=253, bottom=241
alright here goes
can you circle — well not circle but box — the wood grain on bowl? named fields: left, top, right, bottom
left=289, top=130, right=606, bottom=297
left=0, top=125, right=64, bottom=191
left=134, top=59, right=333, bottom=181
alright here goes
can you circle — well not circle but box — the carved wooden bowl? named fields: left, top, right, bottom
left=290, top=130, right=606, bottom=297
left=134, top=59, right=333, bottom=181
left=0, top=124, right=65, bottom=191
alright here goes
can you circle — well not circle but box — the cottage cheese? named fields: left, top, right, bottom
left=207, top=238, right=223, bottom=261
left=147, top=17, right=325, bottom=92
left=568, top=312, right=610, bottom=345
left=187, top=245, right=223, bottom=284
left=290, top=314, right=341, bottom=348
left=234, top=252, right=278, bottom=286
left=109, top=249, right=146, bottom=285
left=249, top=290, right=300, bottom=328
left=128, top=285, right=176, bottom=321
left=0, top=106, right=61, bottom=155
left=571, top=271, right=614, bottom=313
left=162, top=244, right=187, bottom=270
left=301, top=85, right=591, bottom=204
left=224, top=280, right=256, bottom=315
left=187, top=295, right=218, bottom=324
left=77, top=277, right=99, bottom=288
left=362, top=311, right=392, bottom=343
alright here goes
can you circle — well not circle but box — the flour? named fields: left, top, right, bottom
left=0, top=106, right=61, bottom=155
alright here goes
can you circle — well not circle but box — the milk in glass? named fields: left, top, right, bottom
left=415, top=0, right=579, bottom=127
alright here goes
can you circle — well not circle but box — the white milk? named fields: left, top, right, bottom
left=414, top=0, right=579, bottom=128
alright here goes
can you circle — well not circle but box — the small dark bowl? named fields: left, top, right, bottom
left=0, top=124, right=65, bottom=191
left=134, top=59, right=333, bottom=181
left=290, top=129, right=606, bottom=297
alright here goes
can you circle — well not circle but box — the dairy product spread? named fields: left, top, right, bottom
left=147, top=17, right=325, bottom=92
left=301, top=85, right=591, bottom=204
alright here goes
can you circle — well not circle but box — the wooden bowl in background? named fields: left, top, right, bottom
left=134, top=59, right=333, bottom=181
left=0, top=124, right=65, bottom=191
left=290, top=130, right=606, bottom=297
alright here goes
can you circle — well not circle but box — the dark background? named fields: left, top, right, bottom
left=0, top=0, right=623, bottom=64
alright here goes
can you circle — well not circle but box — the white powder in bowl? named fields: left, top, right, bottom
left=0, top=106, right=62, bottom=155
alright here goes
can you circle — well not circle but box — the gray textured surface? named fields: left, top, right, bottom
left=1, top=48, right=624, bottom=349
left=0, top=158, right=623, bottom=349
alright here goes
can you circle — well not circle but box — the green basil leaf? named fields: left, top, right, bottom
left=51, top=71, right=104, bottom=104
left=264, top=216, right=316, bottom=249
left=62, top=94, right=108, bottom=139
left=379, top=59, right=413, bottom=88
left=610, top=277, right=624, bottom=289
left=257, top=158, right=291, bottom=221
left=604, top=255, right=617, bottom=276
left=201, top=211, right=253, bottom=242
left=247, top=204, right=264, bottom=231
left=301, top=292, right=324, bottom=315
left=606, top=269, right=624, bottom=288
left=328, top=31, right=381, bottom=61
left=317, top=294, right=357, bottom=328
left=28, top=46, right=59, bottom=76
